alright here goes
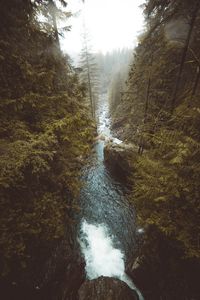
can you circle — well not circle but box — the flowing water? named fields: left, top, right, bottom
left=77, top=94, right=144, bottom=299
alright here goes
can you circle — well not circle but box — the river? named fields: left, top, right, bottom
left=77, top=94, right=144, bottom=299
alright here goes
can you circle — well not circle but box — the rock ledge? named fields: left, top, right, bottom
left=104, top=142, right=138, bottom=180
left=78, top=276, right=139, bottom=300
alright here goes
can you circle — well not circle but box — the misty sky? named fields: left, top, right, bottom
left=60, top=0, right=145, bottom=56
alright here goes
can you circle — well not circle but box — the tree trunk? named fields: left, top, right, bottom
left=49, top=0, right=60, bottom=50
left=138, top=56, right=152, bottom=155
left=170, top=0, right=200, bottom=113
left=192, top=66, right=200, bottom=96
left=86, top=48, right=94, bottom=117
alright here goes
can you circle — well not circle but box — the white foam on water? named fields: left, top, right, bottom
left=79, top=219, right=144, bottom=300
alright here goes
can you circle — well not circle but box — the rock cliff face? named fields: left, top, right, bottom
left=104, top=142, right=138, bottom=181
left=1, top=228, right=85, bottom=300
left=78, top=276, right=139, bottom=300
left=41, top=236, right=85, bottom=300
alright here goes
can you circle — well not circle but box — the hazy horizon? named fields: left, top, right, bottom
left=59, top=0, right=145, bottom=57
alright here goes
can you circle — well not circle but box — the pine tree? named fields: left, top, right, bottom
left=79, top=28, right=99, bottom=117
left=0, top=0, right=94, bottom=293
left=112, top=1, right=200, bottom=298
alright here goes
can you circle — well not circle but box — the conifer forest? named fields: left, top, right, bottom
left=0, top=1, right=200, bottom=300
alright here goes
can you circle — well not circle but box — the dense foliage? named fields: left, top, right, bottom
left=0, top=0, right=94, bottom=286
left=112, top=0, right=200, bottom=298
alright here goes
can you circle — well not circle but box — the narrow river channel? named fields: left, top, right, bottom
left=77, top=94, right=144, bottom=299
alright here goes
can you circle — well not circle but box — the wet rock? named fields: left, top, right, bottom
left=104, top=142, right=138, bottom=180
left=42, top=237, right=85, bottom=300
left=94, top=134, right=106, bottom=141
left=112, top=117, right=127, bottom=130
left=78, top=276, right=139, bottom=300
left=1, top=227, right=85, bottom=300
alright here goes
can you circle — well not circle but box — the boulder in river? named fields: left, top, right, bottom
left=104, top=142, right=138, bottom=180
left=78, top=276, right=139, bottom=300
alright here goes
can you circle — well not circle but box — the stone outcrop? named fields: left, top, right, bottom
left=78, top=276, right=139, bottom=300
left=42, top=237, right=85, bottom=300
left=1, top=227, right=85, bottom=300
left=104, top=142, right=138, bottom=180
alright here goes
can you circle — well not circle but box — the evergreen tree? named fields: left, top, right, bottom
left=112, top=1, right=200, bottom=298
left=0, top=0, right=94, bottom=294
left=79, top=28, right=99, bottom=117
